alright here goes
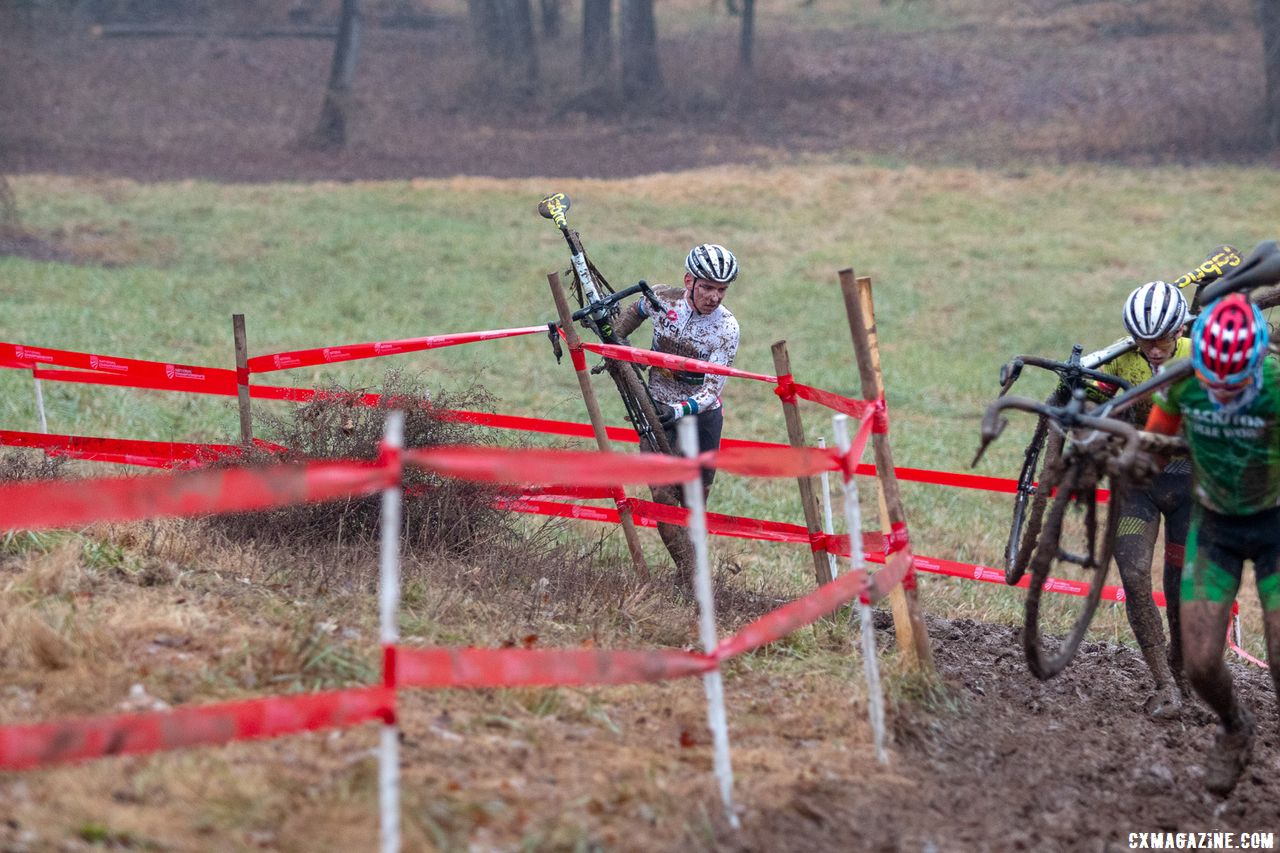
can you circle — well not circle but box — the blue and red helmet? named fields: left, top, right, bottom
left=1191, top=294, right=1269, bottom=389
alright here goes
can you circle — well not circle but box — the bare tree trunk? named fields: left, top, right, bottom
left=1260, top=0, right=1280, bottom=145
left=470, top=0, right=503, bottom=56
left=309, top=0, right=363, bottom=149
left=582, top=0, right=613, bottom=78
left=540, top=0, right=562, bottom=39
left=511, top=0, right=539, bottom=90
left=619, top=0, right=661, bottom=99
left=0, top=175, right=19, bottom=237
left=738, top=0, right=755, bottom=69
left=471, top=0, right=539, bottom=89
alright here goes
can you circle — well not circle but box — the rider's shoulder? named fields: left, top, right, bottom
left=651, top=283, right=686, bottom=304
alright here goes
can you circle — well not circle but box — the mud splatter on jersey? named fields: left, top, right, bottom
left=613, top=284, right=740, bottom=412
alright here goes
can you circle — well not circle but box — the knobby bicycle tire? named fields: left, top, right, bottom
left=1006, top=414, right=1048, bottom=583
left=1007, top=428, right=1063, bottom=585
left=1022, top=457, right=1118, bottom=681
left=607, top=360, right=670, bottom=454
left=1005, top=387, right=1070, bottom=585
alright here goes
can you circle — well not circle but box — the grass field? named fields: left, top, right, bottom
left=4, top=163, right=1279, bottom=652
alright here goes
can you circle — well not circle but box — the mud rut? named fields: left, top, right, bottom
left=731, top=615, right=1279, bottom=851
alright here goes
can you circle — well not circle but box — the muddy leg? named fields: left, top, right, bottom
left=1265, top=610, right=1280, bottom=722
left=1113, top=498, right=1178, bottom=716
left=1184, top=599, right=1253, bottom=795
left=650, top=483, right=694, bottom=588
left=1163, top=543, right=1188, bottom=696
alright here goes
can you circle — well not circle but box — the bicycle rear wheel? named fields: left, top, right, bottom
left=1022, top=456, right=1118, bottom=681
left=1005, top=391, right=1068, bottom=585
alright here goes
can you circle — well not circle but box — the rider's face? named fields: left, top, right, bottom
left=1136, top=332, right=1180, bottom=369
left=1207, top=383, right=1249, bottom=405
left=684, top=273, right=730, bottom=314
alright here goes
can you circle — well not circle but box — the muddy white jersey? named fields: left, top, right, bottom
left=614, top=284, right=740, bottom=413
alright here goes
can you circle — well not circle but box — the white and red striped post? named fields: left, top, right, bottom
left=378, top=411, right=404, bottom=853
left=817, top=436, right=838, bottom=581
left=678, top=416, right=739, bottom=829
left=32, top=371, right=47, bottom=434
left=833, top=413, right=887, bottom=764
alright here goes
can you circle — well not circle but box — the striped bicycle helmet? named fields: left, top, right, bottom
left=1122, top=280, right=1188, bottom=341
left=685, top=243, right=739, bottom=284
left=1191, top=294, right=1268, bottom=388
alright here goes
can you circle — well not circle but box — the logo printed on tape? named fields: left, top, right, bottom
left=14, top=346, right=53, bottom=364
left=272, top=354, right=302, bottom=369
left=85, top=355, right=129, bottom=373
left=167, top=366, right=206, bottom=382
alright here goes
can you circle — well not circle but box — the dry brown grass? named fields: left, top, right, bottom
left=0, top=444, right=882, bottom=850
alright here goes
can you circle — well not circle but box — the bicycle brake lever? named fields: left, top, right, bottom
left=546, top=323, right=563, bottom=364
left=997, top=359, right=1024, bottom=397
left=640, top=280, right=662, bottom=313
left=972, top=408, right=1008, bottom=468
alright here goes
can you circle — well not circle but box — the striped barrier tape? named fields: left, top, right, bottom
left=0, top=686, right=395, bottom=771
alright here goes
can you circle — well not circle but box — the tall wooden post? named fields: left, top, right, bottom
left=232, top=314, right=253, bottom=446
left=838, top=269, right=935, bottom=673
left=548, top=273, right=651, bottom=581
left=771, top=340, right=833, bottom=586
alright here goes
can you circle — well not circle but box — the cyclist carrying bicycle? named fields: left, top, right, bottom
left=1144, top=293, right=1280, bottom=795
left=1088, top=281, right=1194, bottom=718
left=613, top=243, right=741, bottom=498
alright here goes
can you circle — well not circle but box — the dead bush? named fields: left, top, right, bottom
left=204, top=371, right=587, bottom=586
left=0, top=448, right=66, bottom=482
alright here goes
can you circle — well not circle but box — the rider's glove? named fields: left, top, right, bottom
left=658, top=401, right=692, bottom=427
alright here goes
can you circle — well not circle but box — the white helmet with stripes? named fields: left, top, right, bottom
left=1123, top=280, right=1188, bottom=340
left=685, top=243, right=739, bottom=284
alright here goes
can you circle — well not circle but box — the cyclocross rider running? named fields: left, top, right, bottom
left=614, top=243, right=741, bottom=498
left=1089, top=281, right=1194, bottom=718
left=1144, top=293, right=1280, bottom=795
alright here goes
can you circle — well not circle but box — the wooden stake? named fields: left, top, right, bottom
left=232, top=314, right=253, bottom=446
left=837, top=270, right=935, bottom=673
left=548, top=273, right=651, bottom=581
left=770, top=340, right=832, bottom=586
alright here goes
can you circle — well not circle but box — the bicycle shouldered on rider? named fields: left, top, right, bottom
left=1143, top=293, right=1280, bottom=796
left=613, top=243, right=741, bottom=498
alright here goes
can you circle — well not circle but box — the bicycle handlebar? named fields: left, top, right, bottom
left=570, top=280, right=661, bottom=324
left=979, top=391, right=1143, bottom=473
left=997, top=342, right=1133, bottom=397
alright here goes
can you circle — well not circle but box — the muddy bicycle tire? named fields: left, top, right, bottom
left=1005, top=387, right=1070, bottom=585
left=1022, top=458, right=1118, bottom=681
left=1005, top=418, right=1065, bottom=584
left=608, top=360, right=670, bottom=454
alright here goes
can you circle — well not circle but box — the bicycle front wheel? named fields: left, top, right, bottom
left=1022, top=458, right=1117, bottom=681
left=607, top=361, right=669, bottom=454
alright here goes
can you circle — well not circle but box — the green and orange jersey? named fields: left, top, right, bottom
left=1151, top=358, right=1280, bottom=516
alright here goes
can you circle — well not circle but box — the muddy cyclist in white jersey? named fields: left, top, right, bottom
left=614, top=243, right=741, bottom=499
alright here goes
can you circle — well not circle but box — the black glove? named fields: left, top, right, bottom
left=657, top=403, right=684, bottom=427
